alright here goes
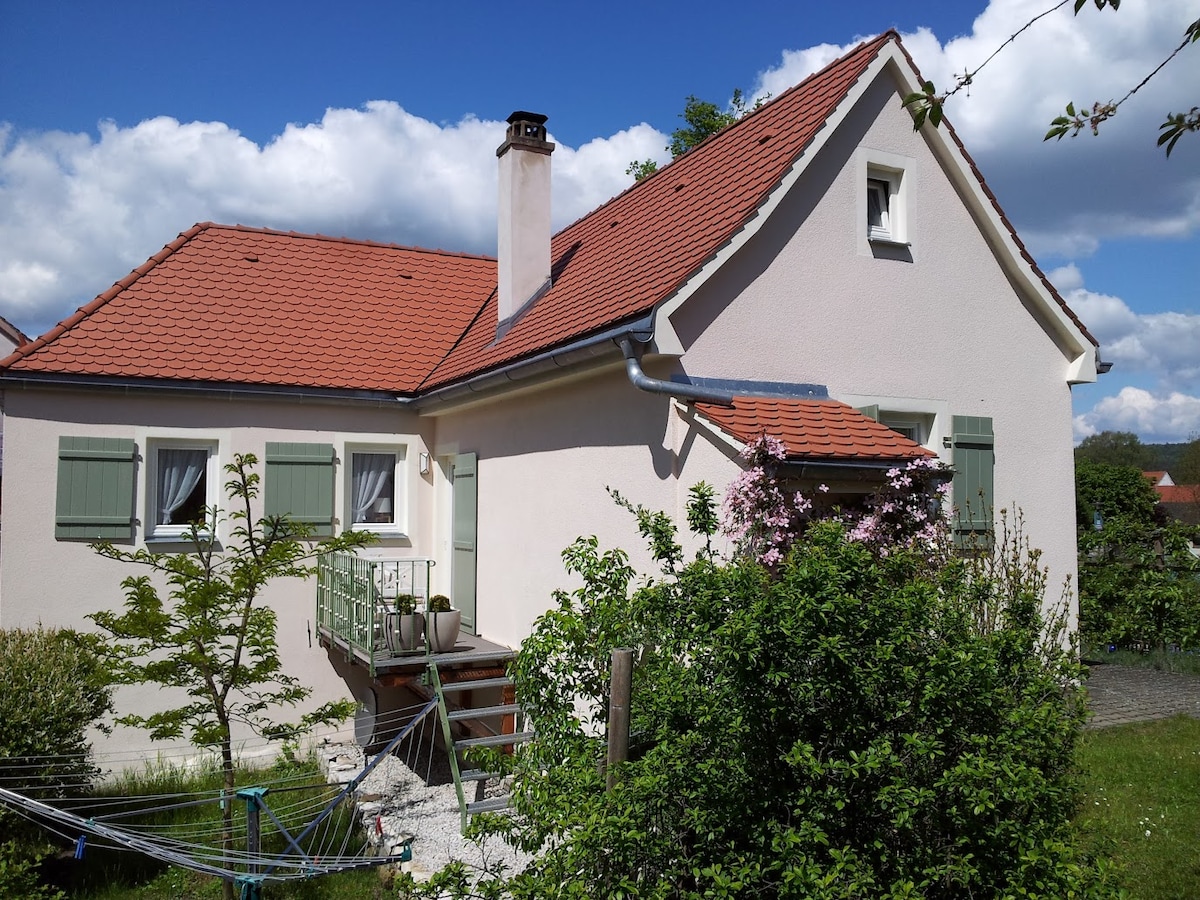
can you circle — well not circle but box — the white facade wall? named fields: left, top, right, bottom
left=0, top=388, right=436, bottom=761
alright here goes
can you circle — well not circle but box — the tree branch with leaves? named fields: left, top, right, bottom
left=902, top=0, right=1199, bottom=156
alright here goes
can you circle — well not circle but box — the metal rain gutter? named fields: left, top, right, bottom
left=0, top=372, right=409, bottom=407
left=414, top=314, right=659, bottom=410
left=616, top=336, right=735, bottom=407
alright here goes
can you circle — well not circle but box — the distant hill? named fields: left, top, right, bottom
left=1146, top=443, right=1189, bottom=475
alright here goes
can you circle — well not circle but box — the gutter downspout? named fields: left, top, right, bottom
left=616, top=336, right=735, bottom=407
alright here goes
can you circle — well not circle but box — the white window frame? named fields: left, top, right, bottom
left=145, top=438, right=220, bottom=541
left=345, top=444, right=408, bottom=537
left=857, top=148, right=913, bottom=254
left=879, top=413, right=929, bottom=446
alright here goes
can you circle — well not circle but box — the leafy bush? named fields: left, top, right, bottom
left=1076, top=459, right=1200, bottom=653
left=0, top=627, right=114, bottom=899
left=416, top=483, right=1116, bottom=898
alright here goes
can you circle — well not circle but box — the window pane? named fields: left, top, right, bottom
left=867, top=179, right=889, bottom=232
left=351, top=453, right=395, bottom=524
left=158, top=448, right=207, bottom=526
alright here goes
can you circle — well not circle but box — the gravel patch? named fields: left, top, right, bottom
left=319, top=737, right=531, bottom=883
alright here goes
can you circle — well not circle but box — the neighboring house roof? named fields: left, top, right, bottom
left=0, top=31, right=1095, bottom=400
left=0, top=316, right=28, bottom=351
left=695, top=397, right=935, bottom=462
left=1156, top=484, right=1200, bottom=504
left=1156, top=484, right=1200, bottom=527
left=1144, top=470, right=1174, bottom=487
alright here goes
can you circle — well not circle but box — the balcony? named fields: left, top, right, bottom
left=315, top=552, right=512, bottom=678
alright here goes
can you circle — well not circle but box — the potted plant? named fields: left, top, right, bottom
left=386, top=593, right=424, bottom=653
left=426, top=594, right=461, bottom=653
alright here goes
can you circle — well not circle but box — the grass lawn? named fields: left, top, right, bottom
left=1077, top=715, right=1200, bottom=900
left=48, top=756, right=403, bottom=900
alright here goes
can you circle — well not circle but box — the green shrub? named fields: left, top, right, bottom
left=424, top=493, right=1117, bottom=899
left=0, top=626, right=113, bottom=898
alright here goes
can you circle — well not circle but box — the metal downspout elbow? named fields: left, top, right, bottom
left=616, top=336, right=735, bottom=407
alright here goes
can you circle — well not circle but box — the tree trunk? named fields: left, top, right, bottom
left=221, top=735, right=236, bottom=900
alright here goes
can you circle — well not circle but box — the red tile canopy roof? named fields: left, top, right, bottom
left=696, top=397, right=935, bottom=462
left=0, top=31, right=1095, bottom=395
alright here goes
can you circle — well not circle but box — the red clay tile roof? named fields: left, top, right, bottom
left=420, top=32, right=894, bottom=390
left=1156, top=484, right=1200, bottom=504
left=696, top=397, right=935, bottom=461
left=1, top=224, right=495, bottom=392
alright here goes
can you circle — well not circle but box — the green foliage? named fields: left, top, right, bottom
left=627, top=89, right=762, bottom=181
left=1076, top=461, right=1200, bottom=653
left=1175, top=434, right=1200, bottom=484
left=428, top=594, right=452, bottom=613
left=1075, top=458, right=1160, bottom=528
left=394, top=593, right=417, bottom=615
left=418, top=490, right=1114, bottom=898
left=1075, top=431, right=1155, bottom=469
left=0, top=627, right=113, bottom=900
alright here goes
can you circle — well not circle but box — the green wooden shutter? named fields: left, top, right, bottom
left=451, top=452, right=478, bottom=636
left=265, top=442, right=335, bottom=536
left=951, top=415, right=995, bottom=547
left=854, top=404, right=880, bottom=421
left=56, top=436, right=136, bottom=540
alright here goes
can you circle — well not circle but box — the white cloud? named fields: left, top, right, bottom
left=1048, top=264, right=1200, bottom=391
left=751, top=0, right=1200, bottom=260
left=1074, top=387, right=1200, bottom=442
left=0, top=105, right=667, bottom=336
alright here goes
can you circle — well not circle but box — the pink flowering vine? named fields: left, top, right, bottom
left=722, top=436, right=952, bottom=568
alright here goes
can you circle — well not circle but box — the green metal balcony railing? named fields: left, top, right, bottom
left=316, top=552, right=435, bottom=676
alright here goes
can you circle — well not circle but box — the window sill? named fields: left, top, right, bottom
left=868, top=236, right=912, bottom=248
left=351, top=525, right=409, bottom=539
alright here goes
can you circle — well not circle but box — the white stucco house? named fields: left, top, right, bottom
left=0, top=33, right=1100, bottom=754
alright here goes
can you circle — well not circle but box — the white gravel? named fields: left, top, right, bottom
left=320, top=739, right=531, bottom=883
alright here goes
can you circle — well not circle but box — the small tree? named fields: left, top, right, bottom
left=89, top=453, right=371, bottom=900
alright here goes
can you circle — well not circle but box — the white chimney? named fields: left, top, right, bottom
left=496, top=111, right=554, bottom=333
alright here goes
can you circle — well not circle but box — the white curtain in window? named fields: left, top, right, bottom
left=158, top=448, right=207, bottom=525
left=352, top=453, right=394, bottom=523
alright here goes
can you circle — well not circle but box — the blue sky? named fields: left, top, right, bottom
left=2, top=0, right=1197, bottom=441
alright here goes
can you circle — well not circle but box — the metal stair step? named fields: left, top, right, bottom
left=466, top=796, right=512, bottom=814
left=447, top=703, right=521, bottom=721
left=439, top=676, right=514, bottom=693
left=459, top=768, right=501, bottom=783
left=454, top=731, right=534, bottom=750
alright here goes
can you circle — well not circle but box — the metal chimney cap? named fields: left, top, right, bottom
left=506, top=111, right=548, bottom=126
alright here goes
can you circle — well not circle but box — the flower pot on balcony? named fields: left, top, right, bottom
left=426, top=594, right=461, bottom=653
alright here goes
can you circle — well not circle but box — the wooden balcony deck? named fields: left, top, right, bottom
left=317, top=622, right=516, bottom=682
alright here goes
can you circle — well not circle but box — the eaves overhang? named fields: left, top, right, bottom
left=0, top=371, right=412, bottom=408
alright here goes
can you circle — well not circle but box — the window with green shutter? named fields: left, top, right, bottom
left=265, top=442, right=335, bottom=536
left=56, top=436, right=137, bottom=541
left=950, top=415, right=995, bottom=548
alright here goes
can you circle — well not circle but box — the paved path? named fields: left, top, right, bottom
left=1085, top=663, right=1200, bottom=728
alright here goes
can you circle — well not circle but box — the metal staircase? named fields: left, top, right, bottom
left=428, top=657, right=533, bottom=830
